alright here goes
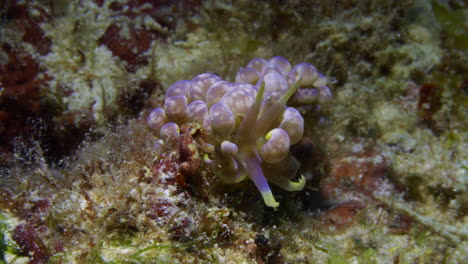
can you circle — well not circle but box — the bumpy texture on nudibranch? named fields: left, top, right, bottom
left=148, top=56, right=331, bottom=207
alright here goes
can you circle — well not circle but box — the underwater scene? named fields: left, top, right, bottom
left=0, top=0, right=466, bottom=263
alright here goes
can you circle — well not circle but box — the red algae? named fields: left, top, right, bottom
left=319, top=200, right=366, bottom=228
left=321, top=142, right=390, bottom=201
left=317, top=139, right=396, bottom=230
left=12, top=223, right=50, bottom=264
left=5, top=2, right=52, bottom=55
left=99, top=23, right=155, bottom=72
left=417, top=83, right=443, bottom=128
left=0, top=44, right=49, bottom=162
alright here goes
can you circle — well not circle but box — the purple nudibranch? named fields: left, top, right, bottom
left=148, top=56, right=331, bottom=207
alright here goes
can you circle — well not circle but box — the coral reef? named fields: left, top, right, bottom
left=0, top=0, right=466, bottom=263
left=148, top=56, right=331, bottom=207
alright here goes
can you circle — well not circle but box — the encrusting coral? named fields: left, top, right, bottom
left=148, top=56, right=331, bottom=207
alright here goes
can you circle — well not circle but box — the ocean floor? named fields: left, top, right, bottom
left=0, top=1, right=467, bottom=263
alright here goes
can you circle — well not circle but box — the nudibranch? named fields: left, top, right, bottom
left=148, top=56, right=331, bottom=207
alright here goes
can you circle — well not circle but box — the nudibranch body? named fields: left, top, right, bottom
left=148, top=56, right=331, bottom=207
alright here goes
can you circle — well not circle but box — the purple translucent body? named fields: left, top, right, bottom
left=147, top=56, right=331, bottom=207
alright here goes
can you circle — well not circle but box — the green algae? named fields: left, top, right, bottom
left=431, top=0, right=468, bottom=51
left=0, top=214, right=20, bottom=264
left=0, top=215, right=7, bottom=264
